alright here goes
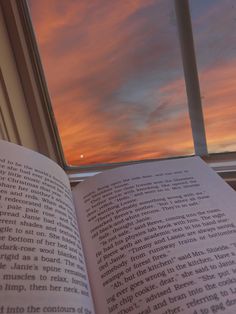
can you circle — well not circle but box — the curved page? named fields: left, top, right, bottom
left=0, top=140, right=94, bottom=314
left=73, top=157, right=236, bottom=314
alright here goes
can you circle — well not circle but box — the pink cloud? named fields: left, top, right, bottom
left=28, top=0, right=236, bottom=165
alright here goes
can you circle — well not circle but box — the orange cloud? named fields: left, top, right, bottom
left=198, top=60, right=236, bottom=153
left=28, top=0, right=236, bottom=165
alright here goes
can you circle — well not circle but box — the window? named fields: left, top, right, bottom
left=0, top=0, right=236, bottom=185
left=28, top=0, right=194, bottom=166
left=189, top=0, right=236, bottom=154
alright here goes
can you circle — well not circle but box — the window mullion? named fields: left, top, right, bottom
left=174, top=0, right=208, bottom=156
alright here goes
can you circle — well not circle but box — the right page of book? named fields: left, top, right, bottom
left=73, top=157, right=236, bottom=314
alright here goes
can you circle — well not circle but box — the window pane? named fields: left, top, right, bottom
left=190, top=0, right=236, bottom=154
left=28, top=0, right=193, bottom=166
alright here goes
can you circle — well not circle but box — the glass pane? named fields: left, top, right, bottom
left=190, top=0, right=236, bottom=154
left=28, top=0, right=193, bottom=166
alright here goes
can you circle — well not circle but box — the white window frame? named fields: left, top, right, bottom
left=0, top=0, right=64, bottom=165
left=1, top=0, right=236, bottom=188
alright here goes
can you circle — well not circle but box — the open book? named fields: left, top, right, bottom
left=1, top=140, right=236, bottom=314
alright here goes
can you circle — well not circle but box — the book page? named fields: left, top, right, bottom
left=0, top=140, right=94, bottom=314
left=73, top=157, right=236, bottom=314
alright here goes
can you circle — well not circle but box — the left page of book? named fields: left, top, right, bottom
left=0, top=140, right=94, bottom=314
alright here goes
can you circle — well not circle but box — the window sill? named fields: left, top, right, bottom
left=67, top=153, right=236, bottom=191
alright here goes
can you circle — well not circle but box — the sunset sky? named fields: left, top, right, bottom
left=28, top=0, right=236, bottom=165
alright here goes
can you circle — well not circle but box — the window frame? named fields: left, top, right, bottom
left=0, top=0, right=64, bottom=165
left=1, top=0, right=236, bottom=187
